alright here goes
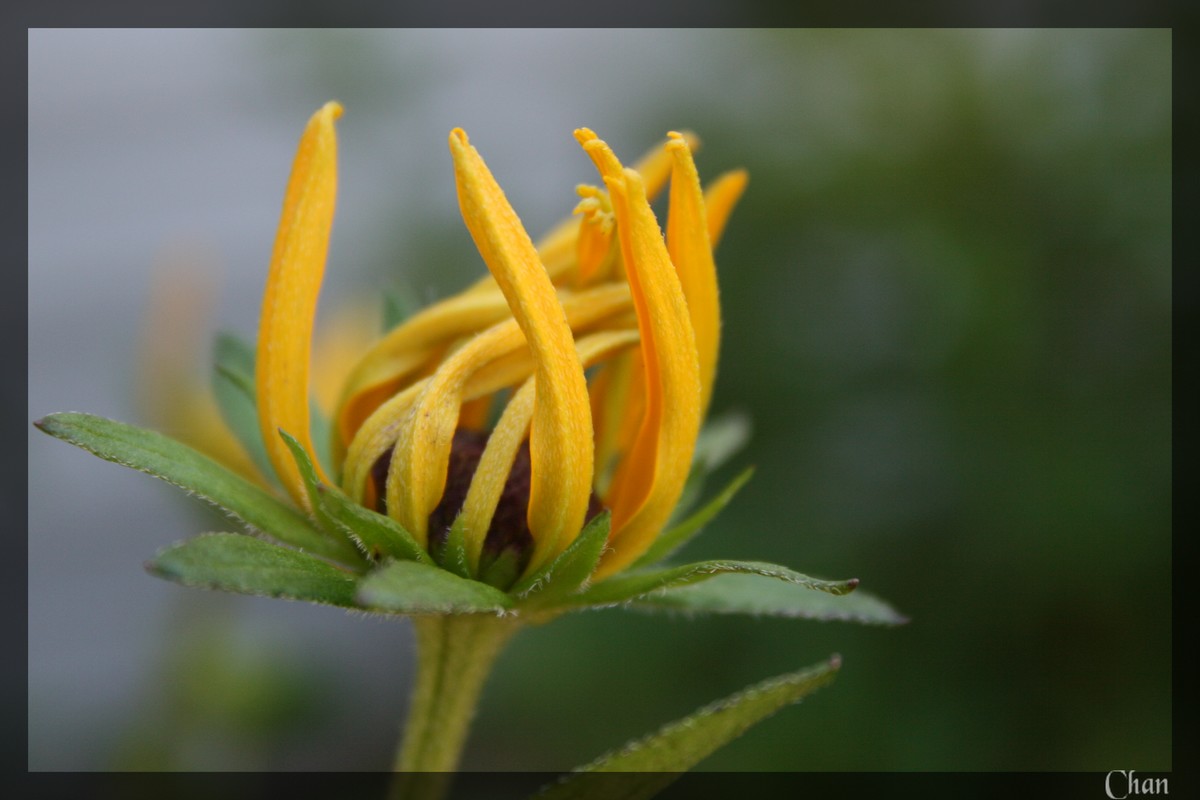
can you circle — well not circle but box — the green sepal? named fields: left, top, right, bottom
left=277, top=431, right=338, bottom=532
left=567, top=560, right=858, bottom=609
left=511, top=511, right=611, bottom=604
left=436, top=515, right=472, bottom=579
left=629, top=572, right=908, bottom=625
left=211, top=332, right=277, bottom=487
left=278, top=429, right=430, bottom=566
left=632, top=467, right=753, bottom=569
left=356, top=560, right=514, bottom=615
left=477, top=547, right=523, bottom=591
left=147, top=532, right=359, bottom=608
left=316, top=483, right=432, bottom=565
left=34, top=412, right=344, bottom=561
left=534, top=656, right=840, bottom=799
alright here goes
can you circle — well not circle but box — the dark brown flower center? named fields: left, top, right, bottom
left=370, top=428, right=604, bottom=582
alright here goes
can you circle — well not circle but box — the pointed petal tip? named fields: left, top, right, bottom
left=573, top=127, right=598, bottom=145
left=449, top=127, right=469, bottom=147
left=319, top=100, right=344, bottom=120
left=828, top=653, right=843, bottom=670
left=668, top=129, right=700, bottom=151
left=724, top=168, right=750, bottom=188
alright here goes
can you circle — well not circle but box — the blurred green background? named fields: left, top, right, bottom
left=29, top=29, right=1170, bottom=772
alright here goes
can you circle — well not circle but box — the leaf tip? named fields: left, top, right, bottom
left=143, top=558, right=170, bottom=579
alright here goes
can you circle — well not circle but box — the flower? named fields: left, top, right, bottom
left=35, top=100, right=901, bottom=779
left=257, top=101, right=748, bottom=586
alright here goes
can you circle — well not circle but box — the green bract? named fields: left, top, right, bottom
left=35, top=409, right=904, bottom=627
left=36, top=401, right=904, bottom=786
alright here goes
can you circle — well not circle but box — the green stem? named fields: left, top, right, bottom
left=391, top=614, right=520, bottom=800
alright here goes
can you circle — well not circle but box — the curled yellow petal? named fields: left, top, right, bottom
left=594, top=347, right=645, bottom=503
left=342, top=284, right=629, bottom=512
left=341, top=334, right=531, bottom=511
left=575, top=130, right=702, bottom=579
left=446, top=128, right=595, bottom=561
left=634, top=129, right=699, bottom=199
left=384, top=320, right=532, bottom=541
left=333, top=290, right=515, bottom=463
left=461, top=131, right=700, bottom=295
left=704, top=169, right=749, bottom=247
left=666, top=131, right=721, bottom=416
left=572, top=185, right=616, bottom=287
left=458, top=377, right=536, bottom=574
left=464, top=216, right=579, bottom=294
left=460, top=328, right=641, bottom=575
left=256, top=100, right=342, bottom=509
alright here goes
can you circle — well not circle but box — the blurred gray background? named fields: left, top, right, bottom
left=29, top=29, right=1170, bottom=771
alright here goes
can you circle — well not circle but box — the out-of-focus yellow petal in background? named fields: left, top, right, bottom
left=136, top=242, right=379, bottom=488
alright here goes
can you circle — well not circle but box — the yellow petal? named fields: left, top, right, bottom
left=635, top=129, right=699, bottom=199
left=446, top=128, right=595, bottom=561
left=458, top=377, right=535, bottom=574
left=464, top=216, right=581, bottom=295
left=704, top=169, right=749, bottom=247
left=256, top=101, right=341, bottom=510
left=461, top=130, right=700, bottom=294
left=665, top=132, right=721, bottom=416
left=572, top=185, right=616, bottom=287
left=333, top=290, right=515, bottom=464
left=460, top=328, right=641, bottom=575
left=575, top=130, right=702, bottom=578
left=384, top=319, right=532, bottom=541
left=594, top=347, right=645, bottom=505
left=341, top=335, right=530, bottom=510
left=366, top=282, right=631, bottom=543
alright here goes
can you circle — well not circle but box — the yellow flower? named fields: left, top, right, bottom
left=257, top=101, right=747, bottom=586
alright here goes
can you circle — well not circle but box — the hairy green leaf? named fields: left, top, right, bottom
left=568, top=559, right=857, bottom=608
left=535, top=657, right=840, bottom=799
left=633, top=467, right=753, bottom=569
left=34, top=412, right=347, bottom=561
left=630, top=572, right=907, bottom=625
left=148, top=533, right=359, bottom=607
left=357, top=560, right=513, bottom=615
